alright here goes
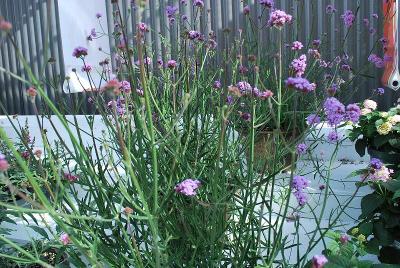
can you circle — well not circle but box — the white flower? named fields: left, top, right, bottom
left=361, top=108, right=372, bottom=115
left=363, top=99, right=377, bottom=110
left=388, top=114, right=400, bottom=124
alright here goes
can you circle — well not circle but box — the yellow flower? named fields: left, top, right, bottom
left=388, top=115, right=400, bottom=125
left=357, top=234, right=366, bottom=243
left=377, top=122, right=393, bottom=135
left=351, top=228, right=359, bottom=235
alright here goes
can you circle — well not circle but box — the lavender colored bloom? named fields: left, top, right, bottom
left=72, top=46, right=88, bottom=58
left=226, top=95, right=234, bottom=105
left=90, top=28, right=97, bottom=38
left=346, top=103, right=361, bottom=123
left=243, top=5, right=250, bottom=15
left=208, top=39, right=217, bottom=49
left=188, top=30, right=201, bottom=40
left=341, top=10, right=355, bottom=27
left=368, top=54, right=384, bottom=68
left=157, top=58, right=164, bottom=67
left=241, top=112, right=251, bottom=121
left=237, top=81, right=252, bottom=95
left=372, top=13, right=379, bottom=19
left=268, top=9, right=292, bottom=28
left=375, top=87, right=385, bottom=95
left=327, top=130, right=340, bottom=142
left=96, top=12, right=102, bottom=19
left=285, top=77, right=316, bottom=93
left=193, top=0, right=204, bottom=8
left=327, top=83, right=339, bottom=96
left=325, top=4, right=336, bottom=14
left=306, top=114, right=321, bottom=125
left=296, top=143, right=308, bottom=155
left=341, top=64, right=351, bottom=71
left=292, top=175, right=309, bottom=206
left=182, top=15, right=188, bottom=21
left=370, top=158, right=383, bottom=169
left=312, top=39, right=321, bottom=47
left=138, top=22, right=149, bottom=32
left=363, top=18, right=370, bottom=26
left=175, top=179, right=201, bottom=196
left=259, top=0, right=274, bottom=8
left=324, top=97, right=345, bottom=126
left=121, top=80, right=131, bottom=93
left=166, top=5, right=178, bottom=22
left=239, top=65, right=248, bottom=74
left=290, top=54, right=307, bottom=77
left=81, top=64, right=92, bottom=72
left=167, top=60, right=177, bottom=69
left=258, top=90, right=273, bottom=99
left=291, top=41, right=303, bottom=51
left=292, top=175, right=309, bottom=191
left=312, top=255, right=328, bottom=268
left=369, top=27, right=377, bottom=35
left=213, top=80, right=222, bottom=89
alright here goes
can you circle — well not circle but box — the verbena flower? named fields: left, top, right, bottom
left=370, top=158, right=383, bottom=169
left=72, top=46, right=88, bottom=58
left=267, top=9, right=292, bottom=28
left=121, top=80, right=131, bottom=93
left=166, top=5, right=178, bottom=23
left=193, top=0, right=204, bottom=8
left=81, top=64, right=92, bottom=72
left=138, top=22, right=149, bottom=32
left=95, top=12, right=102, bottom=19
left=236, top=81, right=252, bottom=95
left=175, top=179, right=201, bottom=196
left=213, top=80, right=222, bottom=89
left=341, top=10, right=355, bottom=27
left=325, top=4, right=336, bottom=14
left=0, top=153, right=9, bottom=172
left=258, top=90, right=273, bottom=99
left=306, top=114, right=321, bottom=126
left=64, top=173, right=78, bottom=183
left=327, top=130, right=340, bottom=142
left=345, top=103, right=361, bottom=123
left=241, top=112, right=251, bottom=121
left=60, top=233, right=71, bottom=245
left=259, top=0, right=274, bottom=8
left=243, top=5, right=250, bottom=15
left=368, top=54, right=384, bottom=68
left=26, top=87, right=37, bottom=98
left=285, top=77, right=316, bottom=93
left=188, top=30, right=201, bottom=40
left=0, top=17, right=12, bottom=31
left=324, top=97, right=345, bottom=126
left=312, top=255, right=328, bottom=268
left=290, top=54, right=307, bottom=77
left=292, top=175, right=309, bottom=206
left=167, top=60, right=177, bottom=69
left=291, top=41, right=303, bottom=51
left=296, top=143, right=308, bottom=155
left=375, top=87, right=385, bottom=95
left=339, top=234, right=350, bottom=244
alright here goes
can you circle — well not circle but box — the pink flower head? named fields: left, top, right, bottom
left=121, top=80, right=131, bottom=93
left=138, top=22, right=149, bottom=33
left=259, top=0, right=274, bottom=8
left=0, top=154, right=9, bottom=172
left=243, top=5, right=250, bottom=15
left=291, top=41, right=303, bottom=51
left=258, top=90, right=273, bottom=99
left=81, top=64, right=92, bottom=72
left=290, top=54, right=307, bottom=77
left=268, top=9, right=292, bottom=28
left=72, top=46, right=88, bottom=58
left=167, top=60, right=177, bottom=69
left=0, top=17, right=12, bottom=31
left=175, top=179, right=201, bottom=196
left=312, top=255, right=328, bottom=268
left=103, top=79, right=121, bottom=92
left=341, top=10, right=355, bottom=27
left=26, top=87, right=37, bottom=98
left=306, top=114, right=321, bottom=126
left=60, top=233, right=71, bottom=245
left=64, top=173, right=78, bottom=183
left=340, top=234, right=350, bottom=244
left=193, top=0, right=204, bottom=8
left=285, top=77, right=316, bottom=93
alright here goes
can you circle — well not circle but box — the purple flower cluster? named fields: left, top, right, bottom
left=285, top=77, right=316, bottom=93
left=291, top=41, right=303, bottom=51
left=325, top=4, right=336, bottom=14
left=327, top=130, right=340, bottom=142
left=292, top=175, right=309, bottom=206
left=296, top=143, right=308, bottom=155
left=345, top=103, right=361, bottom=123
left=290, top=54, right=307, bottom=77
left=324, top=97, right=345, bottom=126
left=108, top=97, right=126, bottom=116
left=166, top=5, right=178, bottom=23
left=267, top=9, right=292, bottom=28
left=259, top=0, right=274, bottom=8
left=370, top=158, right=383, bottom=169
left=237, top=81, right=253, bottom=95
left=306, top=114, right=321, bottom=126
left=312, top=255, right=328, bottom=268
left=193, top=0, right=204, bottom=8
left=0, top=153, right=9, bottom=172
left=121, top=80, right=131, bottom=93
left=341, top=10, right=355, bottom=27
left=213, top=80, right=222, bottom=89
left=188, top=30, right=201, bottom=40
left=167, top=60, right=177, bottom=69
left=368, top=54, right=384, bottom=68
left=72, top=46, right=88, bottom=58
left=175, top=179, right=201, bottom=196
left=375, top=87, right=385, bottom=95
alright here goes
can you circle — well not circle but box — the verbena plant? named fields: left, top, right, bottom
left=0, top=1, right=381, bottom=267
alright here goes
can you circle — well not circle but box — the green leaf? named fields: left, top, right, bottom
left=393, top=190, right=400, bottom=200
left=383, top=179, right=400, bottom=192
left=359, top=222, right=373, bottom=235
left=373, top=222, right=394, bottom=246
left=366, top=238, right=380, bottom=255
left=360, top=193, right=384, bottom=218
left=27, top=225, right=49, bottom=240
left=373, top=135, right=391, bottom=148
left=355, top=139, right=367, bottom=157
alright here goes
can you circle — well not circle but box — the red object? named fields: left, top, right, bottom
left=382, top=0, right=400, bottom=90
